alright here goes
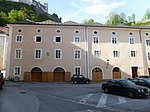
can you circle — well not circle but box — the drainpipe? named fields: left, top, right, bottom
left=84, top=26, right=89, bottom=78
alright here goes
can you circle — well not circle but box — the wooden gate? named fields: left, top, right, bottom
left=92, top=67, right=103, bottom=82
left=113, top=67, right=121, bottom=79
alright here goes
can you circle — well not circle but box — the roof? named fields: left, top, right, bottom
left=8, top=19, right=150, bottom=30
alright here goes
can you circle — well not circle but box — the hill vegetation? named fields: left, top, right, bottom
left=0, top=1, right=53, bottom=26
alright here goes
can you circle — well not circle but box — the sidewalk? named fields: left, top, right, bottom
left=0, top=81, right=39, bottom=112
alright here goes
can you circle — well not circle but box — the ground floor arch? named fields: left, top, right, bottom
left=53, top=67, right=65, bottom=82
left=112, top=67, right=121, bottom=79
left=92, top=67, right=103, bottom=82
left=31, top=67, right=42, bottom=82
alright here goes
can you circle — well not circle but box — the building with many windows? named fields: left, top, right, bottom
left=6, top=20, right=150, bottom=82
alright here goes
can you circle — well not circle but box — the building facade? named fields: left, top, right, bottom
left=6, top=22, right=150, bottom=82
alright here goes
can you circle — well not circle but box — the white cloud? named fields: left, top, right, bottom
left=70, top=2, right=79, bottom=8
left=84, top=1, right=126, bottom=15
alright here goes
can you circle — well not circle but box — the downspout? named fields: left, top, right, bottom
left=139, top=28, right=148, bottom=75
left=84, top=26, right=89, bottom=78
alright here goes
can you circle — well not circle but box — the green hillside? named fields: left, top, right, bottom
left=0, top=1, right=53, bottom=26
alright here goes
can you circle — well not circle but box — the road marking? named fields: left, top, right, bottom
left=118, top=96, right=126, bottom=104
left=79, top=94, right=93, bottom=104
left=96, top=93, right=107, bottom=108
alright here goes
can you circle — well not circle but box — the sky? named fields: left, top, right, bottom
left=38, top=0, right=150, bottom=24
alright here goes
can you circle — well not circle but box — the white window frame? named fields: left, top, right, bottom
left=111, top=36, right=118, bottom=44
left=145, top=39, right=150, bottom=46
left=74, top=36, right=81, bottom=43
left=129, top=37, right=135, bottom=44
left=93, top=50, right=101, bottom=58
left=54, top=36, right=62, bottom=43
left=34, top=49, right=42, bottom=59
left=74, top=49, right=81, bottom=59
left=93, top=36, right=100, bottom=44
left=33, top=35, right=42, bottom=43
left=54, top=49, right=62, bottom=59
left=74, top=66, right=81, bottom=75
left=16, top=35, right=23, bottom=43
left=130, top=50, right=137, bottom=57
left=14, top=66, right=21, bottom=76
left=15, top=48, right=22, bottom=59
left=112, top=50, right=120, bottom=58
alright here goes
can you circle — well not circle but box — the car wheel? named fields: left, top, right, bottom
left=74, top=81, right=78, bottom=84
left=104, top=88, right=109, bottom=93
left=128, top=92, right=133, bottom=98
left=86, top=81, right=90, bottom=84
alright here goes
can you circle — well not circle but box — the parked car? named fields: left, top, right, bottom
left=0, top=78, right=4, bottom=90
left=71, top=74, right=91, bottom=84
left=138, top=76, right=150, bottom=78
left=101, top=79, right=150, bottom=98
left=129, top=78, right=150, bottom=88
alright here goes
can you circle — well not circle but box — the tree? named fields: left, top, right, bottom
left=142, top=9, right=150, bottom=20
left=84, top=18, right=94, bottom=24
left=128, top=13, right=136, bottom=25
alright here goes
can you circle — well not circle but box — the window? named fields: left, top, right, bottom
left=74, top=49, right=81, bottom=59
left=94, top=50, right=100, bottom=57
left=56, top=29, right=61, bottom=33
left=14, top=66, right=21, bottom=75
left=55, top=49, right=62, bottom=59
left=146, top=33, right=149, bottom=36
left=34, top=36, right=42, bottom=43
left=74, top=66, right=81, bottom=75
left=130, top=50, right=136, bottom=57
left=146, top=40, right=150, bottom=46
left=112, top=36, right=118, bottom=44
left=74, top=36, right=80, bottom=43
left=129, top=37, right=135, bottom=44
left=17, top=28, right=23, bottom=33
left=148, top=52, right=150, bottom=60
left=113, top=50, right=119, bottom=57
left=16, top=35, right=23, bottom=43
left=74, top=30, right=80, bottom=34
left=93, top=36, right=99, bottom=44
left=15, top=49, right=22, bottom=59
left=37, top=28, right=42, bottom=33
left=93, top=30, right=98, bottom=35
left=54, top=36, right=62, bottom=43
left=34, top=49, right=42, bottom=59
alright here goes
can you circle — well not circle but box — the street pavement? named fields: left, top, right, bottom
left=0, top=81, right=39, bottom=112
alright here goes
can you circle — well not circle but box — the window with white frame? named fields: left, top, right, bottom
left=148, top=52, right=150, bottom=60
left=111, top=36, right=118, bottom=44
left=74, top=49, right=81, bottom=59
left=54, top=36, right=62, bottom=43
left=15, top=49, right=22, bottom=59
left=34, top=35, right=42, bottom=43
left=93, top=36, right=99, bottom=43
left=113, top=50, right=119, bottom=57
left=94, top=50, right=101, bottom=57
left=34, top=49, right=42, bottom=59
left=130, top=50, right=136, bottom=57
left=74, top=66, right=81, bottom=75
left=74, top=36, right=80, bottom=43
left=55, top=49, right=62, bottom=59
left=16, top=35, right=23, bottom=43
left=14, top=66, right=21, bottom=76
left=129, top=37, right=135, bottom=44
left=146, top=40, right=150, bottom=46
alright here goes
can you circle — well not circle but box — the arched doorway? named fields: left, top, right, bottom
left=31, top=67, right=42, bottom=82
left=112, top=67, right=121, bottom=79
left=92, top=67, right=103, bottom=82
left=53, top=67, right=65, bottom=82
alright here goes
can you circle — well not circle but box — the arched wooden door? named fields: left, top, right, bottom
left=112, top=67, right=121, bottom=79
left=31, top=67, right=42, bottom=82
left=53, top=67, right=65, bottom=82
left=92, top=67, right=103, bottom=82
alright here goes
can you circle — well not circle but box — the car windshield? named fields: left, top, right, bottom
left=145, top=79, right=150, bottom=83
left=121, top=80, right=136, bottom=87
